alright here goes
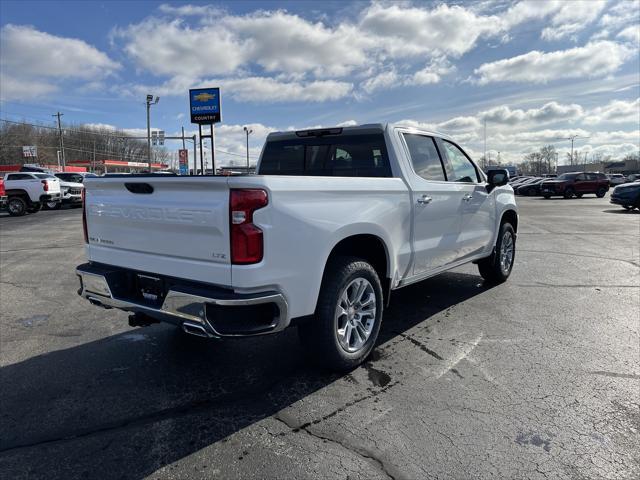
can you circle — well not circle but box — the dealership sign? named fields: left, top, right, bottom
left=189, top=87, right=221, bottom=124
left=22, top=146, right=37, bottom=158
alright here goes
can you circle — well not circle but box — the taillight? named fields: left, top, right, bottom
left=41, top=180, right=49, bottom=192
left=81, top=188, right=88, bottom=243
left=230, top=189, right=268, bottom=264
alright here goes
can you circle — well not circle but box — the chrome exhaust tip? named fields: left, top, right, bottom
left=182, top=321, right=211, bottom=338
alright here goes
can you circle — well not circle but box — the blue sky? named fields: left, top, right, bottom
left=1, top=0, right=639, bottom=167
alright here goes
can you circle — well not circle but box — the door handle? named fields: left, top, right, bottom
left=462, top=194, right=473, bottom=202
left=417, top=195, right=432, bottom=205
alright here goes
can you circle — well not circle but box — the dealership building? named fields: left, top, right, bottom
left=556, top=159, right=640, bottom=176
left=67, top=159, right=168, bottom=174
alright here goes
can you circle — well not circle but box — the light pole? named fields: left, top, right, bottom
left=243, top=126, right=253, bottom=173
left=565, top=135, right=589, bottom=165
left=146, top=94, right=159, bottom=170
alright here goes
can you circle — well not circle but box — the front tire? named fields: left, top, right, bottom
left=44, top=201, right=61, bottom=210
left=299, top=256, right=383, bottom=371
left=478, top=222, right=516, bottom=284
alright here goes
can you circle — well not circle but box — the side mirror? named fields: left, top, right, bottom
left=487, top=169, right=509, bottom=192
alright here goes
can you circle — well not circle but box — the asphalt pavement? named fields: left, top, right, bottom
left=0, top=196, right=638, bottom=479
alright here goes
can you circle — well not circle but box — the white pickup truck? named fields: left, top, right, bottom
left=77, top=124, right=517, bottom=370
left=2, top=172, right=62, bottom=216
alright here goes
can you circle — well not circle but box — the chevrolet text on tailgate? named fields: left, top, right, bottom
left=77, top=123, right=518, bottom=370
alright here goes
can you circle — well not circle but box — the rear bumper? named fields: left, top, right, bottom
left=76, top=263, right=289, bottom=337
left=40, top=193, right=61, bottom=202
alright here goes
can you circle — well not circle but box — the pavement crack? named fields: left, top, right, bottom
left=273, top=415, right=398, bottom=480
left=518, top=249, right=640, bottom=268
left=589, top=370, right=640, bottom=380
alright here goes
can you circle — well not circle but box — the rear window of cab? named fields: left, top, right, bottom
left=259, top=134, right=392, bottom=177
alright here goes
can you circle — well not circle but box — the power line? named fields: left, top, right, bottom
left=1, top=117, right=259, bottom=159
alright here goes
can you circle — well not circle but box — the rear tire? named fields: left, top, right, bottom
left=299, top=256, right=383, bottom=371
left=478, top=223, right=516, bottom=284
left=543, top=194, right=551, bottom=199
left=7, top=197, right=27, bottom=216
left=596, top=187, right=607, bottom=198
left=575, top=193, right=583, bottom=198
left=564, top=188, right=574, bottom=199
left=27, top=203, right=42, bottom=213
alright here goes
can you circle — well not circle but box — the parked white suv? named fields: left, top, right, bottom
left=77, top=123, right=518, bottom=370
left=2, top=172, right=61, bottom=216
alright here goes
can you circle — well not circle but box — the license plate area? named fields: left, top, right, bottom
left=137, top=274, right=165, bottom=304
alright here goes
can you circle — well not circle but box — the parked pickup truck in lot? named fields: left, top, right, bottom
left=77, top=124, right=518, bottom=370
left=541, top=172, right=609, bottom=199
left=0, top=178, right=7, bottom=210
left=2, top=172, right=61, bottom=216
left=44, top=174, right=84, bottom=209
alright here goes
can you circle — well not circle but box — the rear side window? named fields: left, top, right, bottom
left=403, top=133, right=446, bottom=181
left=6, top=174, right=33, bottom=180
left=441, top=141, right=479, bottom=183
left=259, top=134, right=391, bottom=177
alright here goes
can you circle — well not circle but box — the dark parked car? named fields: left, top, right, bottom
left=517, top=178, right=545, bottom=196
left=610, top=182, right=640, bottom=210
left=541, top=172, right=609, bottom=199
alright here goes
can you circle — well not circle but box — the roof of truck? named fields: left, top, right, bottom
left=266, top=123, right=453, bottom=142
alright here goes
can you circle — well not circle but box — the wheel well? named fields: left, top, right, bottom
left=324, top=234, right=390, bottom=301
left=501, top=209, right=518, bottom=232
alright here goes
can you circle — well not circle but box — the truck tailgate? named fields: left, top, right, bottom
left=84, top=176, right=232, bottom=286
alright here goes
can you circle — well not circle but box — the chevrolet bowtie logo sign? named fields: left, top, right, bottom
left=194, top=92, right=215, bottom=102
left=189, top=87, right=221, bottom=124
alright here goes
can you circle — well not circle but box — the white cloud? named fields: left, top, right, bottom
left=358, top=3, right=498, bottom=58
left=0, top=24, right=119, bottom=100
left=84, top=123, right=117, bottom=131
left=474, top=41, right=633, bottom=85
left=409, top=57, right=455, bottom=86
left=540, top=0, right=607, bottom=41
left=583, top=98, right=640, bottom=124
left=336, top=120, right=358, bottom=127
left=112, top=2, right=504, bottom=100
left=617, top=25, right=640, bottom=45
left=125, top=75, right=352, bottom=103
left=362, top=70, right=399, bottom=94
left=479, top=101, right=584, bottom=125
left=158, top=3, right=221, bottom=17
left=0, top=73, right=58, bottom=101
left=218, top=77, right=353, bottom=103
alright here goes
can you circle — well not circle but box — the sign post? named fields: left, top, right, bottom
left=178, top=149, right=189, bottom=175
left=189, top=87, right=221, bottom=175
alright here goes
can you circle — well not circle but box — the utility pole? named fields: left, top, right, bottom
left=146, top=94, right=159, bottom=171
left=52, top=112, right=65, bottom=169
left=243, top=126, right=253, bottom=172
left=181, top=126, right=186, bottom=149
left=483, top=118, right=487, bottom=169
